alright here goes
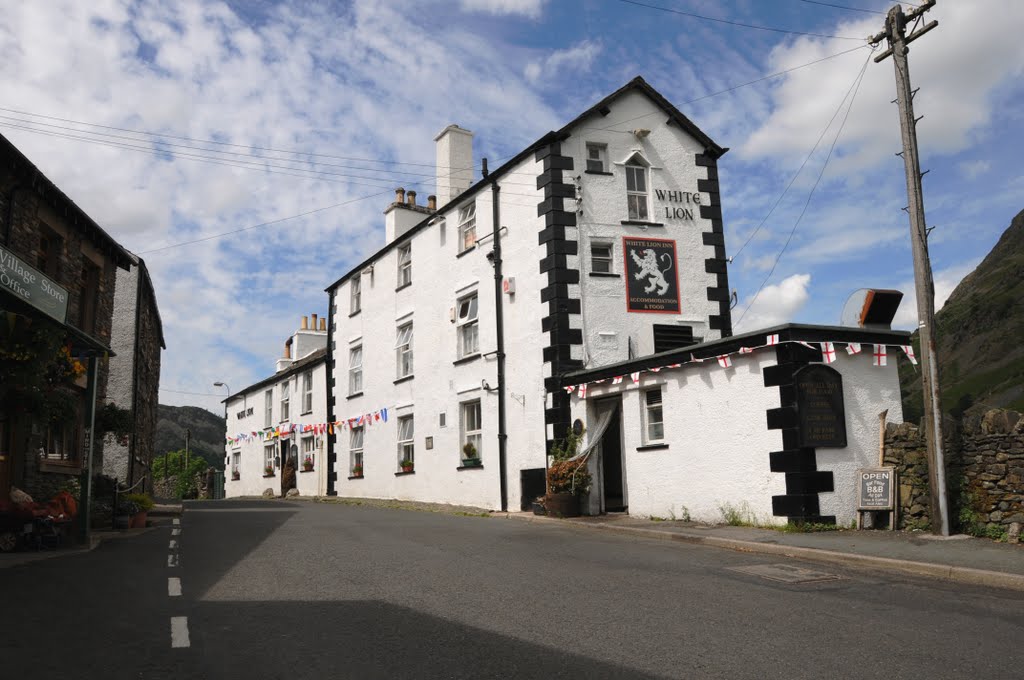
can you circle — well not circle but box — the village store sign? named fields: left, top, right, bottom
left=0, top=244, right=68, bottom=323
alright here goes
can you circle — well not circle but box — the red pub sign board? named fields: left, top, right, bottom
left=622, top=236, right=680, bottom=314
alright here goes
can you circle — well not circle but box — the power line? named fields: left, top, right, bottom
left=796, top=0, right=886, bottom=15
left=616, top=0, right=865, bottom=40
left=735, top=51, right=871, bottom=328
left=160, top=387, right=225, bottom=397
left=730, top=47, right=870, bottom=262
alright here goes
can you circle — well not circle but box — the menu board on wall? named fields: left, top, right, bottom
left=622, top=237, right=680, bottom=314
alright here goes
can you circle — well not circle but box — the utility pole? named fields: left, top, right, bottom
left=869, top=0, right=949, bottom=536
left=185, top=428, right=191, bottom=473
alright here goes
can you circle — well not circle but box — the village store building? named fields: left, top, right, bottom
left=223, top=316, right=329, bottom=498
left=322, top=77, right=911, bottom=523
left=0, top=132, right=134, bottom=534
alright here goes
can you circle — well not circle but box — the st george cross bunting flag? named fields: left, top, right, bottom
left=630, top=372, right=641, bottom=384
left=846, top=342, right=862, bottom=355
left=717, top=355, right=732, bottom=368
left=821, top=342, right=837, bottom=364
left=872, top=344, right=887, bottom=366
left=766, top=334, right=779, bottom=346
left=901, top=345, right=918, bottom=365
left=612, top=375, right=624, bottom=385
left=739, top=347, right=754, bottom=354
left=578, top=383, right=588, bottom=399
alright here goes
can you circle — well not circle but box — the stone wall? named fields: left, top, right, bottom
left=883, top=409, right=1023, bottom=534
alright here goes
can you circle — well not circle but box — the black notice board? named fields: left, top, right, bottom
left=794, top=364, right=847, bottom=448
left=622, top=237, right=680, bottom=314
left=858, top=467, right=895, bottom=510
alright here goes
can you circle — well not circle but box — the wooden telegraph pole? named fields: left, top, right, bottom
left=869, top=1, right=949, bottom=536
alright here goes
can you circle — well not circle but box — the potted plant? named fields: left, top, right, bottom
left=462, top=442, right=481, bottom=467
left=231, top=469, right=240, bottom=481
left=124, top=493, right=154, bottom=528
left=264, top=464, right=275, bottom=477
left=545, top=429, right=590, bottom=518
left=302, top=456, right=314, bottom=472
left=400, top=458, right=414, bottom=473
left=116, top=499, right=139, bottom=530
left=352, top=464, right=363, bottom=478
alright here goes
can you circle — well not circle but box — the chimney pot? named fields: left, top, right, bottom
left=395, top=187, right=406, bottom=204
left=319, top=318, right=327, bottom=331
left=283, top=341, right=291, bottom=359
left=301, top=315, right=308, bottom=330
left=428, top=195, right=437, bottom=210
left=311, top=313, right=318, bottom=329
left=407, top=190, right=417, bottom=207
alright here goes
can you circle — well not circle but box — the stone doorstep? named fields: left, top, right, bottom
left=499, top=513, right=1024, bottom=593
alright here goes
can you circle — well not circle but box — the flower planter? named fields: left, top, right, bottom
left=130, top=511, right=147, bottom=529
left=461, top=458, right=482, bottom=467
left=302, top=466, right=314, bottom=473
left=544, top=492, right=581, bottom=518
left=231, top=473, right=240, bottom=481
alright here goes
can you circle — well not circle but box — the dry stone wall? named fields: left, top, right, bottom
left=884, top=409, right=1023, bottom=534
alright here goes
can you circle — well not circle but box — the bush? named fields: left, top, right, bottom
left=123, top=493, right=154, bottom=511
left=547, top=459, right=591, bottom=496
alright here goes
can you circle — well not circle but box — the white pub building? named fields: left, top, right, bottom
left=318, top=77, right=911, bottom=526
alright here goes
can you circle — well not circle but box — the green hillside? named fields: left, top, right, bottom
left=155, top=404, right=226, bottom=470
left=901, top=208, right=1024, bottom=421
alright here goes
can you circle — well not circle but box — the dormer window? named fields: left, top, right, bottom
left=625, top=161, right=649, bottom=221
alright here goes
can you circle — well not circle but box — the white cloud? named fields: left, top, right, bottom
left=959, top=159, right=991, bottom=180
left=524, top=40, right=601, bottom=84
left=460, top=0, right=545, bottom=19
left=735, top=273, right=811, bottom=332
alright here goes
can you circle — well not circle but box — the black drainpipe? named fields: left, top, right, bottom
left=484, top=159, right=509, bottom=512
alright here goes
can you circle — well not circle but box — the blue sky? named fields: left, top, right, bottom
left=1, top=0, right=1021, bottom=413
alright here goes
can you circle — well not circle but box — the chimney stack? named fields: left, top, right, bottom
left=435, top=124, right=474, bottom=206
left=428, top=195, right=437, bottom=211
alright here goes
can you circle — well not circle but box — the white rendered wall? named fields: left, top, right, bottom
left=331, top=152, right=550, bottom=511
left=565, top=91, right=723, bottom=366
left=224, top=360, right=328, bottom=498
left=815, top=353, right=904, bottom=525
left=102, top=264, right=138, bottom=481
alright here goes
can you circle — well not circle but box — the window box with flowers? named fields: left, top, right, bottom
left=350, top=464, right=363, bottom=479
left=301, top=456, right=314, bottom=472
left=460, top=442, right=481, bottom=468
left=263, top=464, right=275, bottom=478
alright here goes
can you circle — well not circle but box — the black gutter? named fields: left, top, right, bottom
left=489, top=171, right=508, bottom=512
left=562, top=323, right=912, bottom=386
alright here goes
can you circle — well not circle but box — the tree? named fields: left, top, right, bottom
left=153, top=449, right=208, bottom=499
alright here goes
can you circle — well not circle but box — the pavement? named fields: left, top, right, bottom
left=499, top=511, right=1024, bottom=591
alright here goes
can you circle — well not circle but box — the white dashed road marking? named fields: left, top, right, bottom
left=171, top=617, right=190, bottom=648
left=171, top=528, right=180, bottom=536
left=173, top=518, right=180, bottom=525
left=168, top=554, right=178, bottom=567
left=169, top=539, right=178, bottom=549
left=168, top=577, right=182, bottom=596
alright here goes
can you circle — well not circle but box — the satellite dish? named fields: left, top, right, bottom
left=840, top=289, right=904, bottom=329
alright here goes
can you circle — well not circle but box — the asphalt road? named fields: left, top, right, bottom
left=3, top=500, right=1023, bottom=679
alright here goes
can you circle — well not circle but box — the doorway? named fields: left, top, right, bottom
left=595, top=398, right=625, bottom=513
left=280, top=440, right=298, bottom=497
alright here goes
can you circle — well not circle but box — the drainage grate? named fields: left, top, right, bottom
left=729, top=563, right=842, bottom=584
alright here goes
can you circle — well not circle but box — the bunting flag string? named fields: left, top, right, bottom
left=563, top=337, right=919, bottom=398
left=224, top=403, right=394, bottom=446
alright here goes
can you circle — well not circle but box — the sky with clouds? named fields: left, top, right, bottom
left=1, top=0, right=1020, bottom=413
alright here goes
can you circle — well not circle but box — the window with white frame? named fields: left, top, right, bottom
left=461, top=400, right=482, bottom=462
left=349, top=345, right=363, bottom=395
left=397, top=243, right=412, bottom=288
left=41, top=421, right=76, bottom=462
left=643, top=388, right=664, bottom=443
left=264, top=444, right=276, bottom=474
left=456, top=292, right=479, bottom=358
left=586, top=143, right=607, bottom=172
left=395, top=323, right=414, bottom=378
left=302, top=370, right=313, bottom=414
left=591, top=241, right=613, bottom=274
left=458, top=202, right=476, bottom=252
left=232, top=452, right=240, bottom=475
left=350, top=276, right=361, bottom=314
left=280, top=379, right=290, bottom=422
left=301, top=435, right=315, bottom=468
left=397, top=416, right=414, bottom=467
left=264, top=390, right=273, bottom=427
left=626, top=162, right=649, bottom=221
left=350, top=426, right=364, bottom=475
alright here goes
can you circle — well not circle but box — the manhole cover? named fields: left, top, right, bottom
left=728, top=563, right=842, bottom=584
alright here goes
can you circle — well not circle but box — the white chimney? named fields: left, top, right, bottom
left=435, top=124, right=474, bottom=207
left=385, top=186, right=430, bottom=244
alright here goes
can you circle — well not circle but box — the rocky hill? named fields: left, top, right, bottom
left=901, top=208, right=1024, bottom=422
left=155, top=404, right=225, bottom=470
